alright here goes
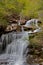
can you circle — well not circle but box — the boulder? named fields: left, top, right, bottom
left=5, top=24, right=17, bottom=32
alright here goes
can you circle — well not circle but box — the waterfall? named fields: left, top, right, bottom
left=0, top=31, right=30, bottom=65
left=0, top=19, right=41, bottom=65
left=25, top=19, right=40, bottom=28
left=7, top=33, right=29, bottom=64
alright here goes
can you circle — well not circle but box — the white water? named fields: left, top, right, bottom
left=24, top=19, right=39, bottom=28
left=0, top=32, right=29, bottom=65
left=0, top=19, right=41, bottom=65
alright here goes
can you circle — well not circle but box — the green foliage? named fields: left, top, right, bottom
left=0, top=0, right=43, bottom=25
left=29, top=30, right=43, bottom=46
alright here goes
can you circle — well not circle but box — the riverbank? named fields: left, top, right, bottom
left=27, top=29, right=43, bottom=65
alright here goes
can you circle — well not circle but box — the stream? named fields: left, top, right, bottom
left=0, top=19, right=41, bottom=65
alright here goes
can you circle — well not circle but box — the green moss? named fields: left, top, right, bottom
left=29, top=30, right=43, bottom=46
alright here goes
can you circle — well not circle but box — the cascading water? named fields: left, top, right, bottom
left=0, top=19, right=41, bottom=65
left=0, top=31, right=29, bottom=65
left=24, top=19, right=39, bottom=28
left=24, top=19, right=41, bottom=33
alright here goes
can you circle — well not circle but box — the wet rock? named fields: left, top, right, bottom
left=32, top=63, right=39, bottom=65
left=0, top=25, right=6, bottom=36
left=41, top=48, right=43, bottom=51
left=26, top=44, right=43, bottom=65
left=39, top=62, right=43, bottom=65
left=5, top=24, right=17, bottom=32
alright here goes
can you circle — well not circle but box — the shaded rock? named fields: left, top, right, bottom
left=0, top=25, right=6, bottom=36
left=5, top=24, right=17, bottom=32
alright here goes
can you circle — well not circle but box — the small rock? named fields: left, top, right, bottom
left=41, top=48, right=43, bottom=51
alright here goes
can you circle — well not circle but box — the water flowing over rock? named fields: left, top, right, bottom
left=24, top=19, right=40, bottom=28
left=0, top=19, right=41, bottom=65
left=0, top=32, right=30, bottom=65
